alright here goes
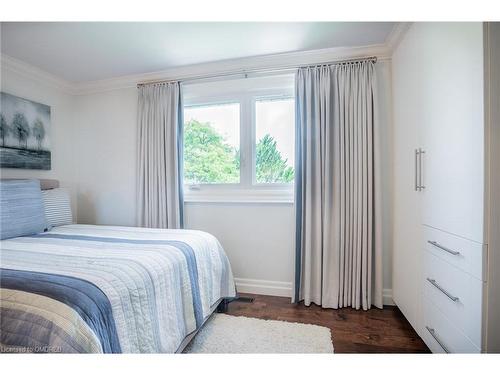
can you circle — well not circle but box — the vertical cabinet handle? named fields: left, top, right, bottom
left=415, top=148, right=425, bottom=191
left=415, top=149, right=420, bottom=191
left=426, top=326, right=450, bottom=353
left=419, top=148, right=425, bottom=190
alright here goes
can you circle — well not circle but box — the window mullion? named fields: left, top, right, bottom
left=250, top=95, right=257, bottom=186
left=239, top=94, right=252, bottom=189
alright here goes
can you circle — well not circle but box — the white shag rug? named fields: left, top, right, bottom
left=184, top=314, right=334, bottom=353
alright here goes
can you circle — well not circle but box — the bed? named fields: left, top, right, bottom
left=0, top=180, right=236, bottom=353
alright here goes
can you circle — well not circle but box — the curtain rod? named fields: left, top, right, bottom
left=136, top=56, right=377, bottom=87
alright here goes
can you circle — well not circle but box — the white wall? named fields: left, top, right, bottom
left=0, top=63, right=77, bottom=216
left=71, top=61, right=394, bottom=300
left=185, top=202, right=295, bottom=296
left=72, top=88, right=138, bottom=226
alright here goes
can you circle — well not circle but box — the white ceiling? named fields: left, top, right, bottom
left=1, top=22, right=396, bottom=82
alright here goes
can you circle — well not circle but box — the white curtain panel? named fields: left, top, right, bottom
left=294, top=60, right=383, bottom=310
left=137, top=82, right=184, bottom=229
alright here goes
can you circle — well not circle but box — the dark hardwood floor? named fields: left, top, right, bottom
left=226, top=293, right=430, bottom=353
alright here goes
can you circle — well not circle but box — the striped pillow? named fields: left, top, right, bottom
left=42, top=188, right=73, bottom=228
left=0, top=179, right=48, bottom=239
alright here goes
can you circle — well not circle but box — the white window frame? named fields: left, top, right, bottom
left=182, top=74, right=295, bottom=203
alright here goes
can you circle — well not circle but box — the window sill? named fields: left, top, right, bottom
left=183, top=189, right=294, bottom=204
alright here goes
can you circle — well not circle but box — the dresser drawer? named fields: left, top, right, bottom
left=422, top=298, right=481, bottom=353
left=423, top=250, right=483, bottom=347
left=423, top=225, right=486, bottom=280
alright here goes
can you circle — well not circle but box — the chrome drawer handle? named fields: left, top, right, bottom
left=426, top=326, right=450, bottom=353
left=428, top=240, right=461, bottom=256
left=426, top=278, right=460, bottom=302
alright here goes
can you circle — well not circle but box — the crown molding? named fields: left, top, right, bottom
left=73, top=43, right=392, bottom=95
left=2, top=26, right=403, bottom=96
left=385, top=22, right=413, bottom=52
left=0, top=54, right=74, bottom=94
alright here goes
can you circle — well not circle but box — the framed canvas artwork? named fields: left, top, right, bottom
left=0, top=92, right=51, bottom=170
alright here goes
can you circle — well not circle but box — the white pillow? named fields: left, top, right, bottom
left=42, top=187, right=73, bottom=228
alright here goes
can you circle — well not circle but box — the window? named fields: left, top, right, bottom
left=183, top=75, right=295, bottom=202
left=184, top=103, right=240, bottom=184
left=255, top=98, right=295, bottom=184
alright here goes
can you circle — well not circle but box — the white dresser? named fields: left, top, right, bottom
left=420, top=228, right=486, bottom=352
left=392, top=22, right=500, bottom=353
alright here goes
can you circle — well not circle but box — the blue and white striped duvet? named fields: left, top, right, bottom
left=0, top=224, right=236, bottom=353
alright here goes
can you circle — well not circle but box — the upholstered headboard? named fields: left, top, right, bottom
left=0, top=179, right=59, bottom=190
left=39, top=179, right=59, bottom=190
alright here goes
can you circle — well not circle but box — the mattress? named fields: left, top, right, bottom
left=0, top=224, right=236, bottom=353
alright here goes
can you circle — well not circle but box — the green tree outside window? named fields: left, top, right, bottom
left=184, top=119, right=294, bottom=184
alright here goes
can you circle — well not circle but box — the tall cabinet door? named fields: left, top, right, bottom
left=392, top=24, right=424, bottom=331
left=419, top=23, right=485, bottom=243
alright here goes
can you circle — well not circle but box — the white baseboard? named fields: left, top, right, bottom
left=383, top=288, right=395, bottom=306
left=234, top=278, right=293, bottom=298
left=234, top=278, right=394, bottom=307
